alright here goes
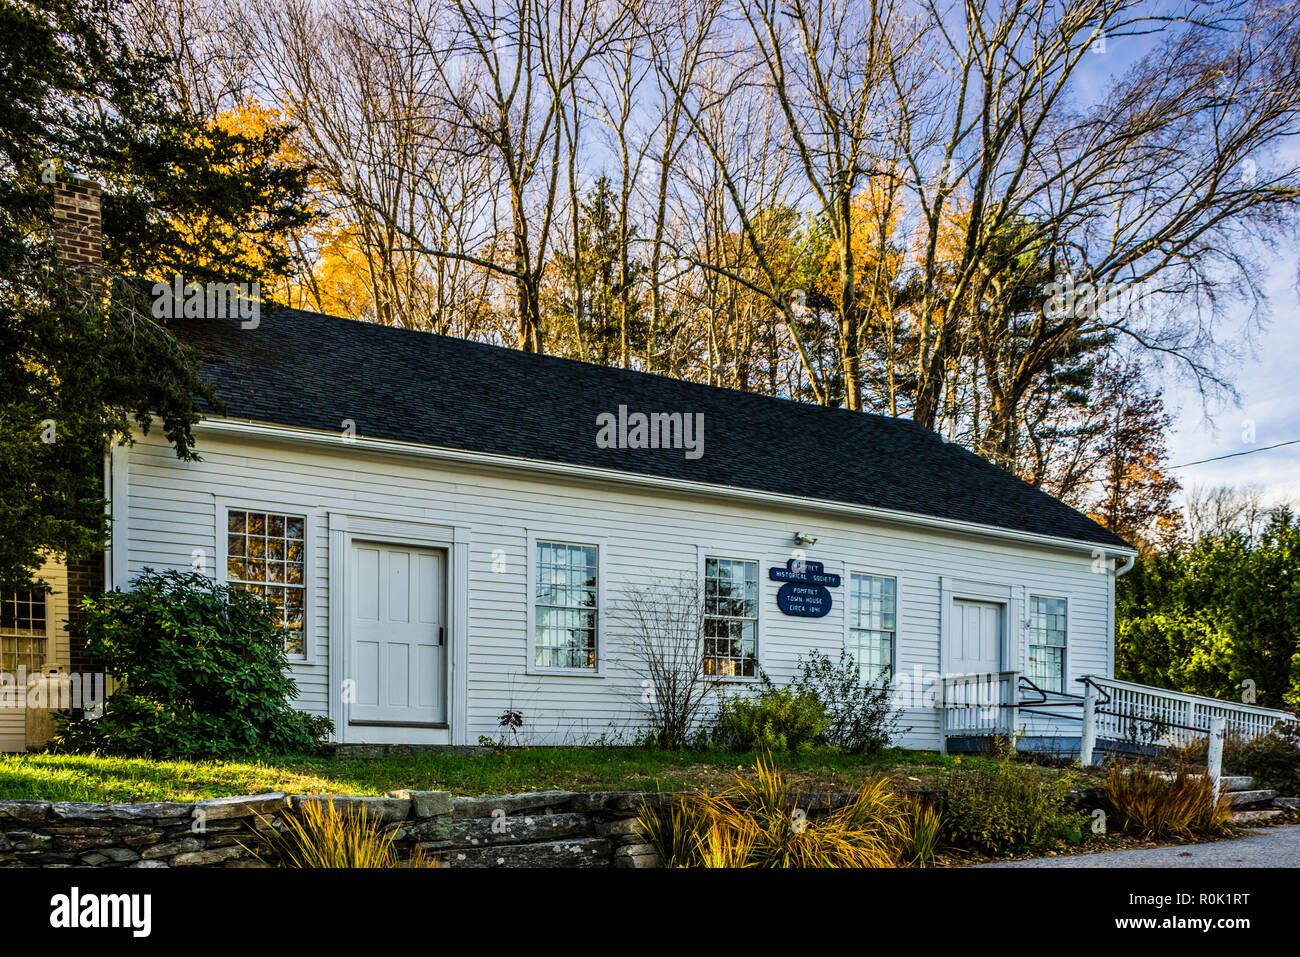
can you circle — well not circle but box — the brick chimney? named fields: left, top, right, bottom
left=52, top=175, right=103, bottom=288
left=52, top=175, right=108, bottom=672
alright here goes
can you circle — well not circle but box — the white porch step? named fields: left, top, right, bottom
left=1218, top=775, right=1254, bottom=791
left=1226, top=789, right=1275, bottom=807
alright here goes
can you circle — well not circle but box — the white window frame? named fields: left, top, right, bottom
left=215, top=496, right=319, bottom=664
left=1027, top=594, right=1069, bottom=694
left=525, top=531, right=607, bottom=677
left=699, top=551, right=761, bottom=682
left=843, top=568, right=899, bottom=687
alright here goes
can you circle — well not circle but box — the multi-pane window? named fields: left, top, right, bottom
left=849, top=573, right=896, bottom=683
left=1028, top=596, right=1067, bottom=693
left=0, top=590, right=47, bottom=673
left=227, top=510, right=306, bottom=656
left=703, top=558, right=758, bottom=677
left=534, top=542, right=598, bottom=669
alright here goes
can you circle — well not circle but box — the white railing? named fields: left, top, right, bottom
left=940, top=671, right=1019, bottom=741
left=1086, top=675, right=1298, bottom=750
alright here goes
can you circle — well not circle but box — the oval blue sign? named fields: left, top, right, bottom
left=776, top=582, right=833, bottom=618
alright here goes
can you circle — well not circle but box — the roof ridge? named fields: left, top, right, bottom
left=261, top=306, right=928, bottom=433
left=172, top=306, right=1132, bottom=551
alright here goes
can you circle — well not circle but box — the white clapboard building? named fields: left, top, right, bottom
left=11, top=305, right=1295, bottom=757
left=11, top=178, right=1294, bottom=757
left=92, top=306, right=1151, bottom=753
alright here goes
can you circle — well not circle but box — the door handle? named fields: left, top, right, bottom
left=439, top=626, right=445, bottom=646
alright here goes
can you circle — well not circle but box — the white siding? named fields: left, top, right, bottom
left=119, top=426, right=1118, bottom=750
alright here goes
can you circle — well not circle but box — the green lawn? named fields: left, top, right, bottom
left=0, top=747, right=1022, bottom=804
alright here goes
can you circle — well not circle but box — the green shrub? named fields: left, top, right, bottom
left=1228, top=726, right=1300, bottom=796
left=54, top=570, right=333, bottom=758
left=714, top=685, right=828, bottom=752
left=790, top=649, right=902, bottom=754
left=941, top=758, right=1085, bottom=855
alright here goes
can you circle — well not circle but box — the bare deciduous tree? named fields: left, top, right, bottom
left=125, top=0, right=1300, bottom=514
left=1184, top=483, right=1291, bottom=543
left=895, top=0, right=1300, bottom=441
left=615, top=575, right=717, bottom=749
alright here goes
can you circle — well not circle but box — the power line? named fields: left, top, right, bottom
left=1169, top=437, right=1300, bottom=469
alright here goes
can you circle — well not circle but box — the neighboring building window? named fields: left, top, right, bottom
left=227, top=510, right=306, bottom=656
left=703, top=558, right=758, bottom=677
left=534, top=542, right=598, bottom=669
left=1028, top=596, right=1067, bottom=693
left=0, top=590, right=47, bottom=673
left=849, top=573, right=896, bottom=683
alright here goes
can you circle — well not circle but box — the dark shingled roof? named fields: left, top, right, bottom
left=169, top=308, right=1130, bottom=551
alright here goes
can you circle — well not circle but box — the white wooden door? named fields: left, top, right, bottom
left=349, top=542, right=447, bottom=726
left=951, top=599, right=1003, bottom=676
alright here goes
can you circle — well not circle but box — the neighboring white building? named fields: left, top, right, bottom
left=0, top=558, right=74, bottom=752
left=88, top=306, right=1143, bottom=752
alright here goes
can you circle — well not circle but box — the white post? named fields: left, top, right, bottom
left=938, top=677, right=949, bottom=755
left=1001, top=673, right=1014, bottom=737
left=1208, top=716, right=1226, bottom=800
left=1080, top=680, right=1098, bottom=767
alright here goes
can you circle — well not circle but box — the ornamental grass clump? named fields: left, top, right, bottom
left=895, top=796, right=944, bottom=867
left=1103, top=763, right=1233, bottom=840
left=245, top=797, right=434, bottom=869
left=638, top=755, right=936, bottom=868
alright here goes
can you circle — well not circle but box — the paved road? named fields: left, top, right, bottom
left=972, top=825, right=1300, bottom=868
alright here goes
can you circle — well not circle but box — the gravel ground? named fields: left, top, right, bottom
left=971, top=824, right=1300, bottom=868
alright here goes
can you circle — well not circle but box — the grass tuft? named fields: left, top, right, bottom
left=1103, top=763, right=1233, bottom=840
left=243, top=796, right=434, bottom=868
left=638, top=754, right=936, bottom=868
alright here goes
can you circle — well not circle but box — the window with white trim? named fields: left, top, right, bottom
left=534, top=542, right=598, bottom=669
left=226, top=509, right=306, bottom=656
left=849, top=573, right=896, bottom=683
left=703, top=558, right=758, bottom=677
left=0, top=590, right=47, bottom=673
left=1028, top=596, right=1067, bottom=693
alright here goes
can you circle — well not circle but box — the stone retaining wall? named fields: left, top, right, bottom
left=0, top=790, right=660, bottom=869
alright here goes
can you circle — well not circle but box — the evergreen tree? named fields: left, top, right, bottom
left=0, top=0, right=312, bottom=589
left=550, top=176, right=645, bottom=367
left=1117, top=510, right=1300, bottom=709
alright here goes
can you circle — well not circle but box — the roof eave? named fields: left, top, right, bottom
left=194, top=415, right=1138, bottom=559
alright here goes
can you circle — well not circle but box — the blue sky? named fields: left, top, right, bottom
left=1076, top=11, right=1299, bottom=506
left=1163, top=259, right=1300, bottom=507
